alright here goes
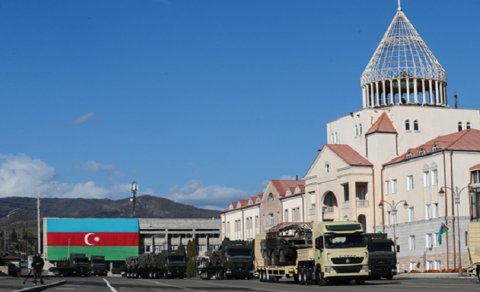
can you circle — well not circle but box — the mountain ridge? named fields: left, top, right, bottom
left=0, top=195, right=221, bottom=221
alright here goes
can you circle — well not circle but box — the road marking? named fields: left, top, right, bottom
left=141, top=279, right=209, bottom=292
left=102, top=278, right=118, bottom=292
left=180, top=278, right=299, bottom=292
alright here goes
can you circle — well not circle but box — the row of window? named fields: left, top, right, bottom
left=405, top=119, right=420, bottom=131
left=385, top=169, right=438, bottom=194
left=284, top=207, right=302, bottom=222
left=387, top=203, right=439, bottom=224
left=409, top=260, right=442, bottom=271
left=458, top=121, right=471, bottom=131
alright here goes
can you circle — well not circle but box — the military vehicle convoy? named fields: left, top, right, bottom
left=197, top=240, right=254, bottom=280
left=124, top=251, right=186, bottom=279
left=366, top=233, right=397, bottom=279
left=255, top=221, right=369, bottom=285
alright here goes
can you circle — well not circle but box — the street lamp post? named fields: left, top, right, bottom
left=130, top=181, right=138, bottom=216
left=378, top=200, right=409, bottom=255
left=439, top=186, right=468, bottom=271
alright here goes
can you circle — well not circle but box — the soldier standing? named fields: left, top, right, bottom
left=32, top=253, right=44, bottom=285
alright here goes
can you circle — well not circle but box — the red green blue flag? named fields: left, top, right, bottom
left=437, top=222, right=449, bottom=245
left=45, top=218, right=139, bottom=261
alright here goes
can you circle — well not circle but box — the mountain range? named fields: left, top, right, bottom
left=0, top=195, right=221, bottom=222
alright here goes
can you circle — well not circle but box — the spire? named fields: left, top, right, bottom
left=360, top=7, right=447, bottom=109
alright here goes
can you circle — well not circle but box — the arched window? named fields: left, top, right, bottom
left=405, top=119, right=411, bottom=131
left=355, top=125, right=358, bottom=137
left=467, top=122, right=471, bottom=129
left=359, top=124, right=363, bottom=134
left=419, top=148, right=425, bottom=156
left=458, top=122, right=463, bottom=131
left=413, top=120, right=419, bottom=131
left=406, top=152, right=413, bottom=159
left=431, top=144, right=438, bottom=152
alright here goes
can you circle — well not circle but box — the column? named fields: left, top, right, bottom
left=382, top=80, right=387, bottom=105
left=397, top=79, right=402, bottom=104
left=375, top=81, right=380, bottom=106
left=422, top=79, right=426, bottom=104
left=362, top=86, right=367, bottom=108
left=406, top=78, right=411, bottom=104
left=390, top=79, right=395, bottom=104
left=439, top=82, right=444, bottom=105
left=414, top=78, right=419, bottom=104
left=435, top=81, right=440, bottom=105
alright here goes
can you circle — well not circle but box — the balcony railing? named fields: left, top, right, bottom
left=356, top=199, right=369, bottom=208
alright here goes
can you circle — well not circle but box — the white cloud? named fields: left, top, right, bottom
left=0, top=154, right=126, bottom=199
left=73, top=112, right=95, bottom=126
left=166, top=180, right=246, bottom=210
left=0, top=154, right=246, bottom=210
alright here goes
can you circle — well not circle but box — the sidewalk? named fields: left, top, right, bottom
left=395, top=272, right=473, bottom=279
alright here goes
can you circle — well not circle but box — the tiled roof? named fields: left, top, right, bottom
left=470, top=163, right=480, bottom=171
left=325, top=144, right=373, bottom=166
left=385, top=129, right=480, bottom=165
left=271, top=180, right=305, bottom=197
left=366, top=112, right=397, bottom=135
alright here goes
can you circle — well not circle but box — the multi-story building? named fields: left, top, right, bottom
left=221, top=180, right=305, bottom=240
left=221, top=3, right=480, bottom=273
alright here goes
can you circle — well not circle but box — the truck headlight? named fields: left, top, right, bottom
left=362, top=265, right=369, bottom=272
left=325, top=266, right=334, bottom=273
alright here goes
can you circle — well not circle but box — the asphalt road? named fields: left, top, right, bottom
left=2, top=276, right=480, bottom=292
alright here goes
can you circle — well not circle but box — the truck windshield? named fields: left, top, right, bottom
left=74, top=258, right=89, bottom=263
left=324, top=234, right=366, bottom=248
left=368, top=242, right=394, bottom=252
left=226, top=249, right=251, bottom=257
left=167, top=256, right=185, bottom=263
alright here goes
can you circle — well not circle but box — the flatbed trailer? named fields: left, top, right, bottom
left=254, top=221, right=369, bottom=285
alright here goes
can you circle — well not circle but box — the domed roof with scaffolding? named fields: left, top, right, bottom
left=361, top=2, right=447, bottom=108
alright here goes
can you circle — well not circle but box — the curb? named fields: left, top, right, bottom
left=12, top=280, right=66, bottom=292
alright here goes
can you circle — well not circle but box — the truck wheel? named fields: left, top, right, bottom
left=316, top=269, right=326, bottom=286
left=298, top=268, right=305, bottom=285
left=386, top=273, right=393, bottom=280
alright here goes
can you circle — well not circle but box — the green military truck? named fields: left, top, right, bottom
left=198, top=239, right=253, bottom=280
left=153, top=251, right=186, bottom=279
left=49, top=253, right=90, bottom=277
left=90, top=255, right=108, bottom=276
left=366, top=233, right=396, bottom=279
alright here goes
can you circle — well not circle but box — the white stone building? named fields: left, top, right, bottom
left=221, top=4, right=480, bottom=272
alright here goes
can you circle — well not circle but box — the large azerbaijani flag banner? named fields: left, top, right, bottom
left=46, top=218, right=139, bottom=261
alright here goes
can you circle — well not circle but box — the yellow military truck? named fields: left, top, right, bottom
left=255, top=221, right=369, bottom=285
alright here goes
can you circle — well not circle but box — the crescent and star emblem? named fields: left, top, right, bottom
left=84, top=232, right=100, bottom=246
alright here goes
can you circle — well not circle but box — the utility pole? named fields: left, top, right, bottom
left=37, top=193, right=41, bottom=254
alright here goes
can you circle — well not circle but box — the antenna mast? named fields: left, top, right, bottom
left=397, top=0, right=402, bottom=11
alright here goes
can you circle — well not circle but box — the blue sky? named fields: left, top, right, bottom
left=0, top=0, right=479, bottom=210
